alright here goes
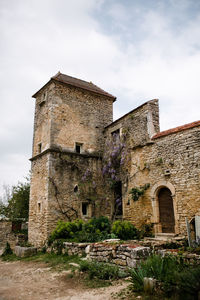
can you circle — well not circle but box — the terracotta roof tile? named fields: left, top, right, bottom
left=152, top=120, right=200, bottom=139
left=33, top=72, right=116, bottom=100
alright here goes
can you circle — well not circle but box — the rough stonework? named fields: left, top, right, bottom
left=0, top=220, right=27, bottom=252
left=29, top=72, right=200, bottom=247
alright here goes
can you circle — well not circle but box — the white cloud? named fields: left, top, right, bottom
left=0, top=0, right=200, bottom=195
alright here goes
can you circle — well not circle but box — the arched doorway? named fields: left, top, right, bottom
left=158, top=187, right=175, bottom=233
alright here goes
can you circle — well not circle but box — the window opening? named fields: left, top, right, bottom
left=74, top=185, right=78, bottom=193
left=82, top=203, right=88, bottom=216
left=38, top=143, right=42, bottom=153
left=75, top=143, right=82, bottom=154
left=38, top=203, right=41, bottom=213
left=113, top=181, right=122, bottom=217
left=111, top=129, right=120, bottom=141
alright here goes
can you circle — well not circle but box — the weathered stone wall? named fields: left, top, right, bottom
left=0, top=220, right=27, bottom=252
left=0, top=221, right=16, bottom=250
left=104, top=99, right=200, bottom=237
left=123, top=125, right=200, bottom=236
left=32, top=83, right=55, bottom=157
left=29, top=150, right=113, bottom=247
left=46, top=151, right=113, bottom=238
left=28, top=154, right=50, bottom=247
left=34, top=81, right=113, bottom=156
left=29, top=79, right=114, bottom=247
left=54, top=241, right=151, bottom=268
left=104, top=99, right=159, bottom=148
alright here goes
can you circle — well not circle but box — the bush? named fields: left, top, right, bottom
left=139, top=223, right=154, bottom=239
left=176, top=266, right=200, bottom=298
left=129, top=254, right=200, bottom=298
left=111, top=220, right=139, bottom=240
left=48, top=219, right=84, bottom=244
left=48, top=217, right=111, bottom=244
left=79, top=260, right=124, bottom=280
left=83, top=216, right=111, bottom=234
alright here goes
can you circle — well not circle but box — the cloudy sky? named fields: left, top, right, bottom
left=0, top=0, right=200, bottom=196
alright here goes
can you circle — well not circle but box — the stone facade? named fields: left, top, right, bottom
left=0, top=220, right=27, bottom=252
left=29, top=72, right=200, bottom=247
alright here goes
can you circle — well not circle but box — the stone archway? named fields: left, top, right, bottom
left=151, top=181, right=176, bottom=234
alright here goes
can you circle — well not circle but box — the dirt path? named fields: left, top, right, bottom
left=0, top=260, right=130, bottom=300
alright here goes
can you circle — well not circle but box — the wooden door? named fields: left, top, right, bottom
left=158, top=188, right=175, bottom=233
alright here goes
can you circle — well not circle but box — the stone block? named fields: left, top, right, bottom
left=85, top=245, right=90, bottom=254
left=114, top=259, right=127, bottom=266
left=127, top=257, right=138, bottom=268
left=14, top=246, right=37, bottom=258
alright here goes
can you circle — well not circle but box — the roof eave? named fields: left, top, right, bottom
left=32, top=77, right=116, bottom=101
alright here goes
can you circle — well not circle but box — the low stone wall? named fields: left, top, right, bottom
left=0, top=221, right=16, bottom=250
left=61, top=241, right=151, bottom=268
left=0, top=220, right=28, bottom=253
left=87, top=243, right=151, bottom=268
left=157, top=249, right=200, bottom=265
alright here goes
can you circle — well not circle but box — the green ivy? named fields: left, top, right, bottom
left=129, top=183, right=150, bottom=201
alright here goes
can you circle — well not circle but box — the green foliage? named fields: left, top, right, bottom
left=129, top=184, right=150, bottom=201
left=1, top=242, right=13, bottom=256
left=129, top=254, right=200, bottom=298
left=176, top=266, right=200, bottom=298
left=139, top=223, right=154, bottom=239
left=79, top=260, right=125, bottom=280
left=51, top=239, right=65, bottom=255
left=0, top=176, right=30, bottom=220
left=111, top=220, right=139, bottom=240
left=48, top=219, right=84, bottom=244
left=83, top=216, right=111, bottom=234
left=49, top=217, right=111, bottom=244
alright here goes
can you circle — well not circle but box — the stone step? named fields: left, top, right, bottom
left=155, top=233, right=176, bottom=240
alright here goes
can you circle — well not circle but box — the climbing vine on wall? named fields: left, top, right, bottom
left=129, top=183, right=150, bottom=201
left=49, top=177, right=78, bottom=221
left=102, top=130, right=130, bottom=185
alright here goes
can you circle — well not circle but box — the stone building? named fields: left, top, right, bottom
left=29, top=72, right=200, bottom=247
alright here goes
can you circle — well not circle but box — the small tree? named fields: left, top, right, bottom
left=0, top=176, right=30, bottom=221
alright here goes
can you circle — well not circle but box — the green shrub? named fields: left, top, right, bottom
left=139, top=223, right=154, bottom=239
left=176, top=266, right=200, bottom=298
left=129, top=254, right=182, bottom=293
left=1, top=242, right=13, bottom=256
left=83, top=216, right=111, bottom=234
left=79, top=260, right=124, bottom=280
left=48, top=219, right=84, bottom=244
left=111, top=220, right=139, bottom=240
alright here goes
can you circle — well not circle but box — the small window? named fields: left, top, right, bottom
left=38, top=143, right=42, bottom=153
left=111, top=129, right=120, bottom=140
left=74, top=185, right=78, bottom=193
left=82, top=203, right=88, bottom=216
left=38, top=203, right=41, bottom=213
left=75, top=143, right=83, bottom=154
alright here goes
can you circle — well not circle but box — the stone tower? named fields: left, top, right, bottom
left=28, top=72, right=116, bottom=247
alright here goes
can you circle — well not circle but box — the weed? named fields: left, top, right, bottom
left=79, top=260, right=126, bottom=280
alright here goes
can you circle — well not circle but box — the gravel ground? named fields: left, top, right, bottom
left=0, top=260, right=130, bottom=300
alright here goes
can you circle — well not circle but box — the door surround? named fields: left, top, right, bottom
left=151, top=181, right=178, bottom=234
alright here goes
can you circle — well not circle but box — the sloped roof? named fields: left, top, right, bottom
left=32, top=72, right=116, bottom=100
left=152, top=120, right=200, bottom=139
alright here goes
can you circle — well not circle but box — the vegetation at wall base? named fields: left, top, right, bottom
left=129, top=254, right=200, bottom=299
left=48, top=217, right=141, bottom=244
left=79, top=260, right=127, bottom=280
left=111, top=220, right=139, bottom=240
